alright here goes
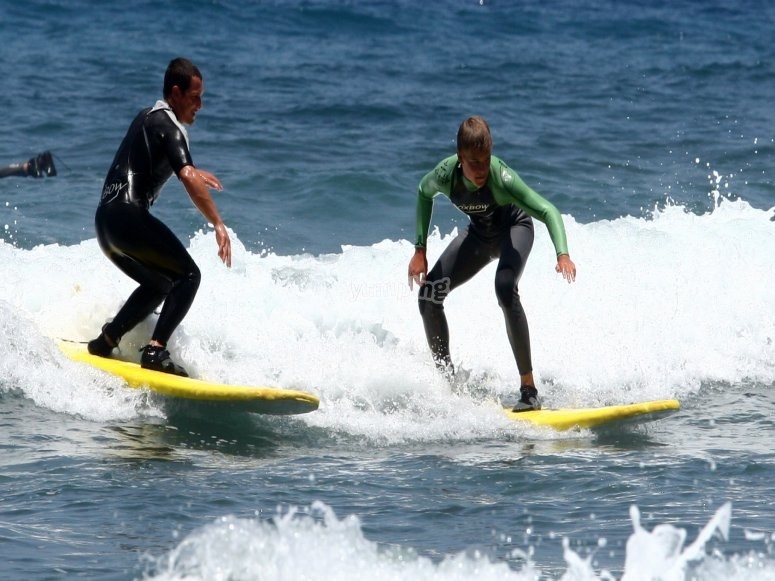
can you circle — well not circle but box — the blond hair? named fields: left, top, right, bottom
left=456, top=116, right=492, bottom=153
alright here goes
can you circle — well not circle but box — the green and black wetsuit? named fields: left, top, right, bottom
left=415, top=154, right=569, bottom=375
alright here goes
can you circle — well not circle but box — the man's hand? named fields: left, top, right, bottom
left=197, top=168, right=223, bottom=191
left=215, top=223, right=231, bottom=268
left=179, top=165, right=231, bottom=268
left=556, top=254, right=576, bottom=283
left=408, top=247, right=428, bottom=290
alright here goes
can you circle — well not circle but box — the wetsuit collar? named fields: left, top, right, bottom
left=150, top=99, right=190, bottom=148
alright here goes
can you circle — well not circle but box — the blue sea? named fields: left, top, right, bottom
left=2, top=0, right=775, bottom=579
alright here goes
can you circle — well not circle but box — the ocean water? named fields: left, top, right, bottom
left=1, top=0, right=775, bottom=579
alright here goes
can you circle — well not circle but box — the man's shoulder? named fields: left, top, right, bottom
left=143, top=107, right=189, bottom=151
left=129, top=106, right=153, bottom=123
left=490, top=155, right=517, bottom=188
left=429, top=154, right=458, bottom=187
left=490, top=154, right=510, bottom=173
left=144, top=107, right=175, bottom=128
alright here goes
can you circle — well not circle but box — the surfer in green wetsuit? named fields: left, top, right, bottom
left=407, top=116, right=576, bottom=411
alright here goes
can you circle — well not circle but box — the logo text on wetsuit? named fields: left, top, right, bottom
left=101, top=182, right=127, bottom=203
left=456, top=203, right=490, bottom=213
left=434, top=161, right=452, bottom=186
left=418, top=277, right=451, bottom=304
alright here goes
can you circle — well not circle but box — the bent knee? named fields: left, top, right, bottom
left=169, top=261, right=201, bottom=291
left=494, top=269, right=518, bottom=306
left=186, top=262, right=202, bottom=288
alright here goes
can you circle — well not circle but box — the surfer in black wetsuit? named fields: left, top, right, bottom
left=408, top=116, right=577, bottom=411
left=87, top=57, right=232, bottom=376
left=0, top=151, right=56, bottom=178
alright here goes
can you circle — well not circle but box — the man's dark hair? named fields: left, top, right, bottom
left=163, top=58, right=202, bottom=98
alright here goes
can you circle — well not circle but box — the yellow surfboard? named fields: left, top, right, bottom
left=59, top=341, right=319, bottom=415
left=503, top=399, right=680, bottom=430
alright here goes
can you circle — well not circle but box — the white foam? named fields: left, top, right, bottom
left=142, top=500, right=538, bottom=581
left=140, top=501, right=775, bottom=581
left=2, top=197, right=774, bottom=437
left=0, top=298, right=150, bottom=422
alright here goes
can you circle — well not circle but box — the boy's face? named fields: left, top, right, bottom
left=458, top=148, right=491, bottom=188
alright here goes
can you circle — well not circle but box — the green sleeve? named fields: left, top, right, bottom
left=414, top=155, right=456, bottom=247
left=490, top=156, right=569, bottom=256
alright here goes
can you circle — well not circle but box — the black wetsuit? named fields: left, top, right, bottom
left=95, top=103, right=200, bottom=346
